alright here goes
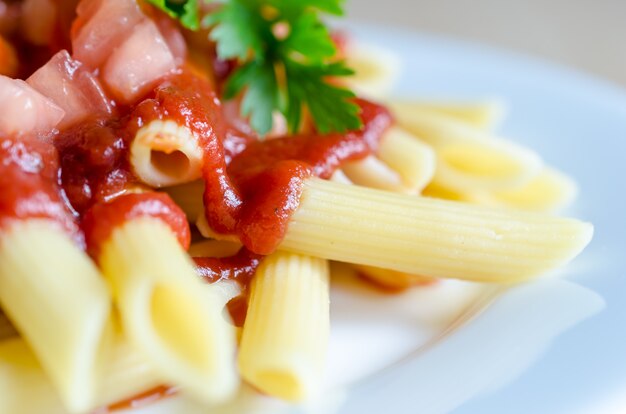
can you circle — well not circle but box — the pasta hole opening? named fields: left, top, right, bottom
left=150, top=150, right=191, bottom=179
left=255, top=370, right=304, bottom=401
left=149, top=284, right=213, bottom=369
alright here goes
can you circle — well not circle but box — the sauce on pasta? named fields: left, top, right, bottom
left=0, top=136, right=79, bottom=240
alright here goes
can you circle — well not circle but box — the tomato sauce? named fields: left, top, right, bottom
left=214, top=98, right=393, bottom=255
left=0, top=136, right=79, bottom=240
left=81, top=192, right=190, bottom=259
left=97, top=385, right=177, bottom=413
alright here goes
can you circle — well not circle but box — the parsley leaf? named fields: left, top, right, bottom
left=145, top=0, right=200, bottom=30
left=206, top=0, right=362, bottom=135
left=150, top=0, right=362, bottom=135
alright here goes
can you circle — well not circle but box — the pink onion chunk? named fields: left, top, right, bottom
left=72, top=0, right=144, bottom=69
left=27, top=50, right=112, bottom=129
left=0, top=75, right=65, bottom=138
left=102, top=19, right=177, bottom=104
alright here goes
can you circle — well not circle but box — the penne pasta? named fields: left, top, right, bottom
left=343, top=41, right=400, bottom=99
left=98, top=218, right=238, bottom=404
left=388, top=104, right=542, bottom=192
left=274, top=178, right=592, bottom=283
left=0, top=338, right=67, bottom=414
left=388, top=100, right=506, bottom=130
left=376, top=126, right=436, bottom=193
left=238, top=252, right=330, bottom=401
left=341, top=155, right=405, bottom=192
left=162, top=179, right=206, bottom=222
left=0, top=219, right=110, bottom=413
left=131, top=119, right=204, bottom=187
left=486, top=167, right=578, bottom=213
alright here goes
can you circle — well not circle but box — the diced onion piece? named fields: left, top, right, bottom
left=102, top=20, right=177, bottom=104
left=20, top=0, right=57, bottom=46
left=72, top=0, right=144, bottom=69
left=0, top=75, right=65, bottom=137
left=27, top=50, right=112, bottom=129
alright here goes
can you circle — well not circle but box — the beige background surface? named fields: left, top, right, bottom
left=347, top=0, right=626, bottom=88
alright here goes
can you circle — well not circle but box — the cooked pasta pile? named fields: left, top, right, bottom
left=0, top=1, right=592, bottom=413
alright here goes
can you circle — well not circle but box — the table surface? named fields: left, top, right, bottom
left=347, top=0, right=626, bottom=88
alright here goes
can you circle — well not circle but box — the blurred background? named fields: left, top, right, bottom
left=347, top=0, right=626, bottom=87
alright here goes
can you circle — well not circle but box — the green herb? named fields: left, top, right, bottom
left=205, top=0, right=361, bottom=135
left=145, top=0, right=200, bottom=30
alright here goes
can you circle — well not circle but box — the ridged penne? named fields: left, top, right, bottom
left=0, top=219, right=111, bottom=413
left=388, top=104, right=542, bottom=191
left=131, top=120, right=204, bottom=187
left=0, top=338, right=67, bottom=414
left=238, top=252, right=330, bottom=401
left=276, top=178, right=592, bottom=283
left=487, top=167, right=578, bottom=213
left=342, top=155, right=405, bottom=192
left=93, top=324, right=164, bottom=409
left=162, top=179, right=205, bottom=222
left=343, top=41, right=400, bottom=99
left=98, top=218, right=238, bottom=404
left=342, top=127, right=436, bottom=194
left=388, top=100, right=506, bottom=130
left=376, top=126, right=436, bottom=193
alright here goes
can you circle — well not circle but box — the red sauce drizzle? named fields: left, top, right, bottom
left=0, top=136, right=79, bottom=240
left=193, top=248, right=262, bottom=285
left=56, top=117, right=135, bottom=214
left=97, top=385, right=177, bottom=413
left=81, top=192, right=190, bottom=259
left=211, top=98, right=393, bottom=254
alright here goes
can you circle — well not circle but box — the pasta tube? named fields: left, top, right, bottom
left=388, top=104, right=542, bottom=191
left=0, top=338, right=67, bottom=414
left=239, top=252, right=330, bottom=401
left=376, top=126, right=436, bottom=193
left=388, top=100, right=506, bottom=130
left=0, top=219, right=110, bottom=413
left=277, top=179, right=592, bottom=283
left=344, top=41, right=400, bottom=99
left=487, top=167, right=578, bottom=213
left=342, top=155, right=405, bottom=192
left=131, top=120, right=204, bottom=187
left=98, top=218, right=238, bottom=404
left=162, top=179, right=206, bottom=222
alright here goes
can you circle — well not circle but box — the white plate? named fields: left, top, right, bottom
left=131, top=24, right=626, bottom=414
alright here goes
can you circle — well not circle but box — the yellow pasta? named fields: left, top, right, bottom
left=98, top=218, right=238, bottom=404
left=388, top=100, right=506, bottom=130
left=344, top=41, right=400, bottom=99
left=342, top=127, right=436, bottom=194
left=0, top=219, right=110, bottom=413
left=162, top=179, right=205, bottom=222
left=376, top=126, right=436, bottom=193
left=275, top=178, right=592, bottom=283
left=238, top=252, right=330, bottom=401
left=487, top=167, right=578, bottom=213
left=388, top=104, right=542, bottom=192
left=342, top=155, right=405, bottom=192
left=0, top=338, right=67, bottom=414
left=131, top=120, right=204, bottom=187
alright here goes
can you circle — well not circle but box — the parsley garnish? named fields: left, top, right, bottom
left=145, top=0, right=201, bottom=30
left=206, top=0, right=361, bottom=135
left=148, top=0, right=362, bottom=135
